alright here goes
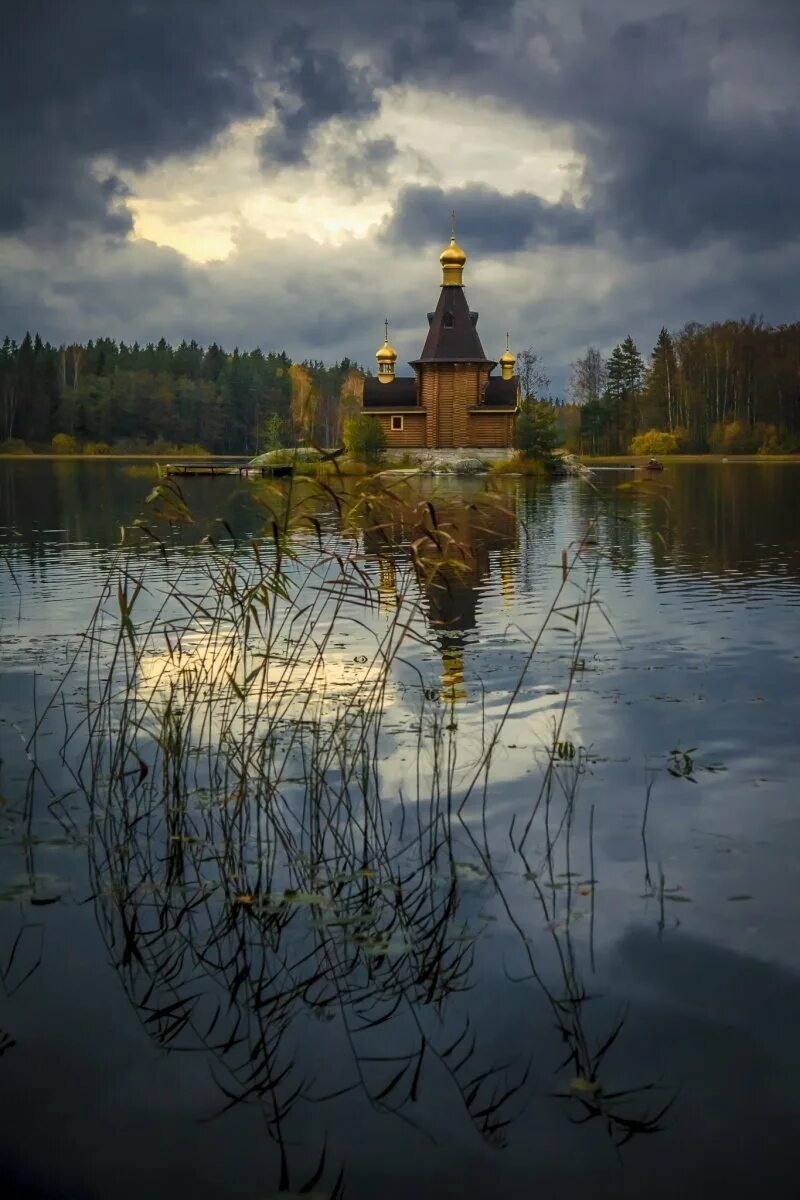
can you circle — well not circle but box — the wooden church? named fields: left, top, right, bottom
left=361, top=224, right=519, bottom=449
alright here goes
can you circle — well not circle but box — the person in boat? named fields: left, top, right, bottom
left=645, top=457, right=664, bottom=471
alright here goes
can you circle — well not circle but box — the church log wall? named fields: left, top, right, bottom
left=466, top=412, right=515, bottom=447
left=368, top=410, right=427, bottom=447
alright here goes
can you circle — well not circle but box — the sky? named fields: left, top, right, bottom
left=2, top=0, right=799, bottom=391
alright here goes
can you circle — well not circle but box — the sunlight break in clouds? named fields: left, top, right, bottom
left=123, top=88, right=582, bottom=264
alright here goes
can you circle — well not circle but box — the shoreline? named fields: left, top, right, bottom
left=4, top=451, right=800, bottom=467
left=0, top=453, right=250, bottom=461
left=578, top=453, right=800, bottom=464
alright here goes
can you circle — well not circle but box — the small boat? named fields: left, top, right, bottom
left=644, top=458, right=664, bottom=472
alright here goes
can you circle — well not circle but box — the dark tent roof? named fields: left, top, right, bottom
left=411, top=286, right=493, bottom=364
left=363, top=376, right=418, bottom=408
left=480, top=376, right=518, bottom=408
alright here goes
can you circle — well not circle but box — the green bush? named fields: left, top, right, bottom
left=83, top=440, right=111, bottom=456
left=490, top=455, right=548, bottom=478
left=709, top=421, right=758, bottom=454
left=51, top=433, right=80, bottom=454
left=262, top=413, right=286, bottom=452
left=0, top=438, right=32, bottom=455
left=629, top=429, right=680, bottom=455
left=514, top=400, right=557, bottom=459
left=343, top=414, right=386, bottom=464
left=756, top=424, right=800, bottom=454
left=112, top=438, right=149, bottom=454
left=250, top=446, right=323, bottom=467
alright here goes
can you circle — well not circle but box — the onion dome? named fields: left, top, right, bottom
left=499, top=332, right=516, bottom=380
left=440, top=210, right=467, bottom=285
left=376, top=319, right=397, bottom=383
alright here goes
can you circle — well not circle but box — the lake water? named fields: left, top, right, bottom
left=1, top=459, right=799, bottom=1198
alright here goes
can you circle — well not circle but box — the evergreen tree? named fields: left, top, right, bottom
left=604, top=336, right=646, bottom=452
left=514, top=399, right=558, bottom=458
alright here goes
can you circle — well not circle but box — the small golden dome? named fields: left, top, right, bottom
left=376, top=319, right=397, bottom=382
left=499, top=333, right=516, bottom=380
left=376, top=317, right=397, bottom=364
left=439, top=236, right=467, bottom=269
left=440, top=213, right=467, bottom=284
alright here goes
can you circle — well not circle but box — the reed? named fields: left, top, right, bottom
left=28, top=468, right=671, bottom=1191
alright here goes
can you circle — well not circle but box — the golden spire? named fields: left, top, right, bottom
left=441, top=645, right=466, bottom=703
left=499, top=331, right=516, bottom=380
left=377, top=557, right=398, bottom=615
left=375, top=317, right=398, bottom=383
left=439, top=210, right=467, bottom=286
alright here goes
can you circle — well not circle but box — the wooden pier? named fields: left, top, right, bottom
left=165, top=459, right=293, bottom=479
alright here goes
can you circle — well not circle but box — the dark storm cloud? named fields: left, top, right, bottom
left=1, top=0, right=517, bottom=237
left=552, top=8, right=800, bottom=250
left=378, top=3, right=800, bottom=255
left=3, top=0, right=800, bottom=381
left=332, top=137, right=398, bottom=191
left=3, top=0, right=799, bottom=256
left=258, top=24, right=380, bottom=167
left=388, top=185, right=594, bottom=252
left=1, top=0, right=268, bottom=236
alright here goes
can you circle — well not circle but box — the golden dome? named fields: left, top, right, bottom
left=376, top=319, right=397, bottom=382
left=439, top=236, right=467, bottom=269
left=376, top=317, right=397, bottom=364
left=499, top=333, right=516, bottom=380
left=440, top=211, right=467, bottom=284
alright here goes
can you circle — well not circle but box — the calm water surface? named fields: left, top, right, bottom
left=0, top=460, right=799, bottom=1198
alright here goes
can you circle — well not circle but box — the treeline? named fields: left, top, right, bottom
left=0, top=334, right=366, bottom=454
left=561, top=318, right=800, bottom=454
left=4, top=317, right=799, bottom=457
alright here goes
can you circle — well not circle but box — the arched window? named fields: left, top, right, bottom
left=443, top=311, right=454, bottom=328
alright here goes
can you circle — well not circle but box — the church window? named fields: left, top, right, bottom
left=443, top=311, right=454, bottom=328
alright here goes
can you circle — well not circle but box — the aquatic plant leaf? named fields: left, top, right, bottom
left=277, top=890, right=328, bottom=906
left=570, top=1077, right=600, bottom=1095
left=452, top=860, right=487, bottom=880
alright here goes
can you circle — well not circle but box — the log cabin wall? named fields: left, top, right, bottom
left=417, top=364, right=496, bottom=448
left=466, top=411, right=515, bottom=447
left=368, top=410, right=427, bottom=447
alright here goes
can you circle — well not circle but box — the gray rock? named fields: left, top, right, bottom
left=431, top=455, right=486, bottom=474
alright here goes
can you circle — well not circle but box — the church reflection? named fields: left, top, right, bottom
left=358, top=480, right=519, bottom=699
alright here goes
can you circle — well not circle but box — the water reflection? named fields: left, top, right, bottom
left=358, top=481, right=519, bottom=699
left=582, top=463, right=800, bottom=595
left=1, top=462, right=799, bottom=1197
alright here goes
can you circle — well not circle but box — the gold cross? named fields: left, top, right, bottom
left=384, top=318, right=389, bottom=343
left=450, top=209, right=456, bottom=240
